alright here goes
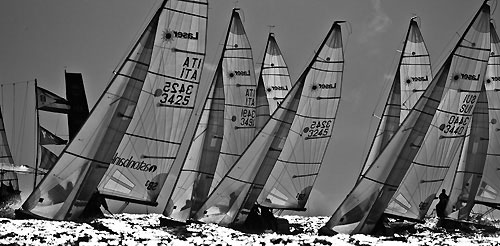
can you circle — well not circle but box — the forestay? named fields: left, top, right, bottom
left=257, top=23, right=344, bottom=211
left=98, top=0, right=208, bottom=206
left=475, top=22, right=500, bottom=210
left=19, top=5, right=160, bottom=220
left=362, top=18, right=432, bottom=177
left=322, top=2, right=491, bottom=234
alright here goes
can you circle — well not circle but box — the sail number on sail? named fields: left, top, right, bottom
left=438, top=93, right=478, bottom=135
left=159, top=56, right=203, bottom=106
left=303, top=120, right=332, bottom=138
left=237, top=88, right=256, bottom=127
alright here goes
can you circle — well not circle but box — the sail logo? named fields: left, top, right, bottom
left=234, top=70, right=251, bottom=76
left=271, top=86, right=288, bottom=91
left=111, top=153, right=158, bottom=173
left=318, top=83, right=335, bottom=89
left=173, top=31, right=199, bottom=40
left=411, top=76, right=428, bottom=82
left=461, top=73, right=480, bottom=81
left=491, top=77, right=500, bottom=82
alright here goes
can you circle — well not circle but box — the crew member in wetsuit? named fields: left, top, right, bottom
left=436, top=189, right=449, bottom=218
left=79, top=190, right=110, bottom=220
left=259, top=205, right=277, bottom=231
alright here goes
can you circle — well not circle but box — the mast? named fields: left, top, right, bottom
left=33, top=78, right=40, bottom=190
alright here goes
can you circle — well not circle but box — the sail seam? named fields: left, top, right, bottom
left=402, top=54, right=429, bottom=58
left=66, top=151, right=109, bottom=165
left=180, top=169, right=214, bottom=176
left=292, top=173, right=318, bottom=178
left=172, top=48, right=206, bottom=56
left=124, top=132, right=182, bottom=145
left=294, top=113, right=335, bottom=120
left=224, top=103, right=256, bottom=109
left=361, top=175, right=399, bottom=188
left=157, top=104, right=195, bottom=109
left=226, top=175, right=253, bottom=185
left=223, top=56, right=253, bottom=60
left=164, top=7, right=207, bottom=19
left=177, top=0, right=208, bottom=5
left=262, top=66, right=288, bottom=69
left=262, top=74, right=291, bottom=77
left=412, top=161, right=449, bottom=168
left=225, top=47, right=252, bottom=51
left=400, top=63, right=432, bottom=66
left=126, top=58, right=149, bottom=67
left=220, top=151, right=240, bottom=157
left=276, top=159, right=321, bottom=165
left=310, top=67, right=342, bottom=73
left=116, top=73, right=146, bottom=83
left=458, top=44, right=491, bottom=52
left=453, top=53, right=489, bottom=62
left=436, top=107, right=477, bottom=117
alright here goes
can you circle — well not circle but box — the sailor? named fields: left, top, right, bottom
left=79, top=189, right=111, bottom=220
left=435, top=189, right=449, bottom=218
left=260, top=205, right=277, bottom=231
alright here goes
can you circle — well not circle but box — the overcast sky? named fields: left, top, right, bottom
left=0, top=0, right=498, bottom=216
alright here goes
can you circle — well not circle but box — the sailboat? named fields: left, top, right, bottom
left=193, top=21, right=344, bottom=229
left=165, top=7, right=258, bottom=223
left=439, top=20, right=500, bottom=224
left=359, top=18, right=432, bottom=180
left=97, top=0, right=208, bottom=212
left=16, top=0, right=208, bottom=220
left=320, top=1, right=491, bottom=235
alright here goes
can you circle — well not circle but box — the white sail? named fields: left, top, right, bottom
left=322, top=2, right=491, bottom=234
left=475, top=21, right=500, bottom=209
left=443, top=84, right=488, bottom=220
left=166, top=63, right=225, bottom=221
left=194, top=22, right=344, bottom=226
left=362, top=18, right=432, bottom=178
left=97, top=0, right=208, bottom=207
left=18, top=5, right=162, bottom=220
left=388, top=4, right=491, bottom=222
left=258, top=23, right=344, bottom=211
left=259, top=33, right=292, bottom=113
left=209, top=8, right=257, bottom=192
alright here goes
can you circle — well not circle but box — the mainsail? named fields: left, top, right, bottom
left=97, top=0, right=208, bottom=208
left=166, top=63, right=225, bottom=221
left=194, top=22, right=344, bottom=226
left=361, top=18, right=432, bottom=177
left=474, top=21, right=500, bottom=210
left=322, top=2, right=491, bottom=234
left=443, top=83, right=488, bottom=220
left=259, top=33, right=292, bottom=113
left=17, top=4, right=161, bottom=220
left=208, top=8, right=258, bottom=193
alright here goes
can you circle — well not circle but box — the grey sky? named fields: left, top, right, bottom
left=0, top=0, right=498, bottom=216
